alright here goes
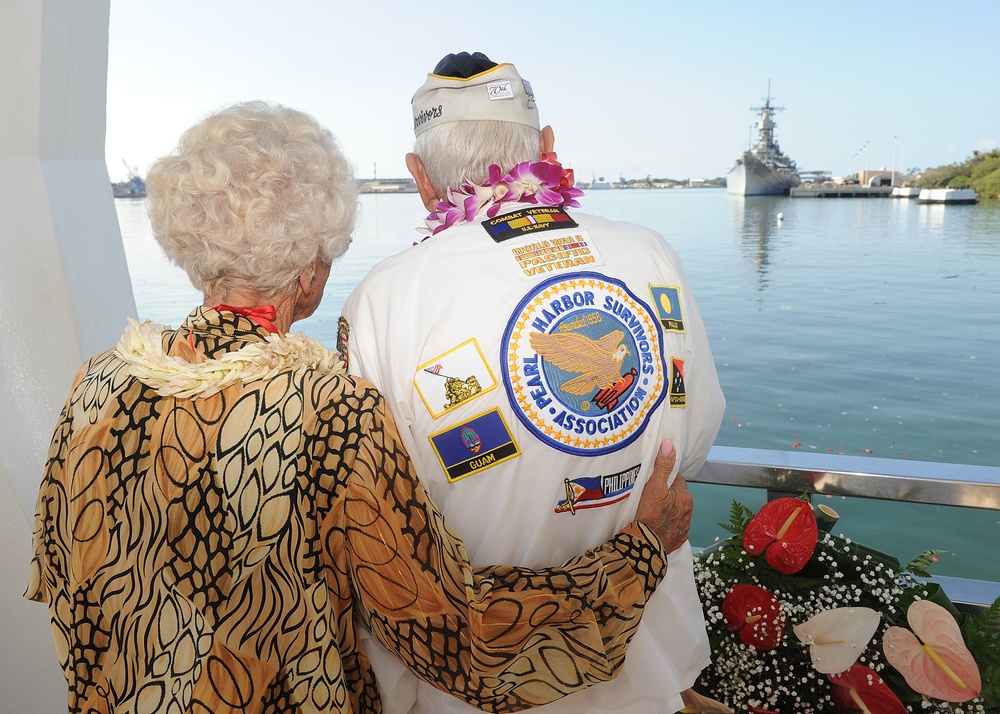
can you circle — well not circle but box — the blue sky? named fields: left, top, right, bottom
left=106, top=1, right=999, bottom=183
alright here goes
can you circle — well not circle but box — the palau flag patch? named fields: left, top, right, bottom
left=555, top=463, right=641, bottom=515
left=482, top=206, right=578, bottom=242
left=648, top=285, right=685, bottom=332
left=428, top=408, right=520, bottom=482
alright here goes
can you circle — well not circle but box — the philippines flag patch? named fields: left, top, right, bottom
left=555, top=463, right=641, bottom=514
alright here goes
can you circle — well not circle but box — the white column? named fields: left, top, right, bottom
left=0, top=1, right=136, bottom=710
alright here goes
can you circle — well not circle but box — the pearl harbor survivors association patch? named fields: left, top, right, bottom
left=502, top=272, right=666, bottom=456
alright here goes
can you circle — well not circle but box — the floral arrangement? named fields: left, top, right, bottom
left=115, top=317, right=345, bottom=398
left=420, top=151, right=583, bottom=237
left=692, top=497, right=1000, bottom=713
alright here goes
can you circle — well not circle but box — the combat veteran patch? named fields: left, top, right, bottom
left=413, top=339, right=498, bottom=419
left=482, top=206, right=578, bottom=243
left=555, top=463, right=641, bottom=515
left=428, top=408, right=520, bottom=482
left=503, top=230, right=605, bottom=281
left=648, top=285, right=685, bottom=332
left=502, top=271, right=666, bottom=456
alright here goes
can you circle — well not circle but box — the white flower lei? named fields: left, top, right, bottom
left=114, top=317, right=345, bottom=399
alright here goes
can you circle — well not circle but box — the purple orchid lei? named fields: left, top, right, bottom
left=419, top=153, right=584, bottom=239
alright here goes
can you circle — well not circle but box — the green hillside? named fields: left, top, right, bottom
left=915, top=149, right=1000, bottom=198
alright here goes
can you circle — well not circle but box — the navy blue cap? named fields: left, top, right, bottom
left=432, top=52, right=498, bottom=79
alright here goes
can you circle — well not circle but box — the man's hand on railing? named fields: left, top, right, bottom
left=635, top=440, right=693, bottom=554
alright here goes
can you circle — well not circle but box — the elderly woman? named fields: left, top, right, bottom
left=26, top=101, right=691, bottom=714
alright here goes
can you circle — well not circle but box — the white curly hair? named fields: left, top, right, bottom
left=146, top=101, right=357, bottom=297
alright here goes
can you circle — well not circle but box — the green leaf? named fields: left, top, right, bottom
left=960, top=597, right=1000, bottom=709
left=901, top=549, right=947, bottom=578
left=719, top=500, right=753, bottom=536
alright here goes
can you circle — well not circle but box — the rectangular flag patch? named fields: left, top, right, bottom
left=648, top=285, right=685, bottom=332
left=428, top=408, right=520, bottom=482
left=413, top=339, right=497, bottom=419
left=482, top=206, right=578, bottom=243
left=670, top=357, right=687, bottom=407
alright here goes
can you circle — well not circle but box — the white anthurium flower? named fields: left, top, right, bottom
left=792, top=606, right=881, bottom=674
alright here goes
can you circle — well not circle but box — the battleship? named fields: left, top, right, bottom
left=727, top=89, right=800, bottom=196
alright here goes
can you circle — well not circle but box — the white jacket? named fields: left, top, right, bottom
left=341, top=205, right=725, bottom=714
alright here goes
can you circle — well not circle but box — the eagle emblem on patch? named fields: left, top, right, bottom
left=502, top=272, right=666, bottom=455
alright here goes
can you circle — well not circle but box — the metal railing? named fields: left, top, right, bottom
left=690, top=446, right=1000, bottom=612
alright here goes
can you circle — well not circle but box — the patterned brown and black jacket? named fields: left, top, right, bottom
left=27, top=308, right=667, bottom=714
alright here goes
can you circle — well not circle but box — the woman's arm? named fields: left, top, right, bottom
left=331, top=390, right=668, bottom=712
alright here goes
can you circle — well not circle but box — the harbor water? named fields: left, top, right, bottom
left=116, top=190, right=1000, bottom=581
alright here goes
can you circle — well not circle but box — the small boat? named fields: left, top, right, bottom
left=112, top=161, right=147, bottom=198
left=917, top=188, right=977, bottom=204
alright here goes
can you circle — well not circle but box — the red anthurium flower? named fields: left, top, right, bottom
left=743, top=497, right=818, bottom=574
left=721, top=584, right=785, bottom=651
left=828, top=664, right=906, bottom=714
left=748, top=707, right=779, bottom=714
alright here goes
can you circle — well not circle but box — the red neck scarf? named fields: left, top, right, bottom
left=215, top=304, right=279, bottom=334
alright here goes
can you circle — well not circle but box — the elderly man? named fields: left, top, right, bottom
left=341, top=52, right=725, bottom=714
left=27, top=101, right=693, bottom=714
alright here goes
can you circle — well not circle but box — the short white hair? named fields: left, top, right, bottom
left=146, top=101, right=357, bottom=297
left=414, top=120, right=540, bottom=195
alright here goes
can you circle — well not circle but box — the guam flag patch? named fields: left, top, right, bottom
left=502, top=271, right=666, bottom=456
left=482, top=206, right=578, bottom=243
left=555, top=463, right=641, bottom=515
left=428, top=408, right=520, bottom=482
